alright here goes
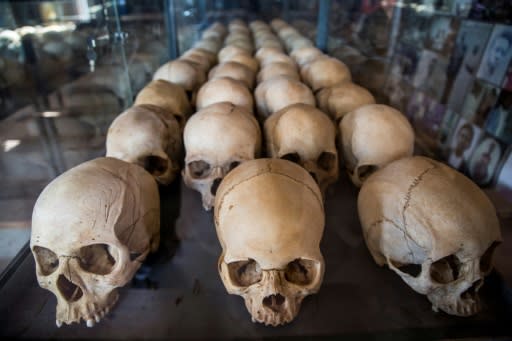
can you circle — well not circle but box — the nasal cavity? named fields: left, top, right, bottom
left=211, top=178, right=222, bottom=195
left=263, top=294, right=286, bottom=311
left=57, top=274, right=83, bottom=302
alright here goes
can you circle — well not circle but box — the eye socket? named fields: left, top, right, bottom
left=33, top=246, right=59, bottom=276
left=285, top=258, right=319, bottom=286
left=280, top=152, right=301, bottom=164
left=317, top=152, right=336, bottom=171
left=480, top=241, right=500, bottom=274
left=389, top=260, right=422, bottom=277
left=78, top=244, right=116, bottom=275
left=357, top=164, right=378, bottom=181
left=142, top=155, right=168, bottom=176
left=228, top=161, right=240, bottom=171
left=188, top=160, right=211, bottom=178
left=227, top=259, right=262, bottom=287
left=430, top=254, right=461, bottom=284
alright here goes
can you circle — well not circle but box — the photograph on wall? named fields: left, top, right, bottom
left=451, top=0, right=473, bottom=17
left=468, top=1, right=512, bottom=23
left=398, top=7, right=431, bottom=48
left=407, top=89, right=432, bottom=121
left=476, top=24, right=512, bottom=87
left=389, top=43, right=420, bottom=82
left=424, top=15, right=460, bottom=56
left=467, top=135, right=504, bottom=187
left=502, top=61, right=512, bottom=91
left=447, top=117, right=483, bottom=170
left=495, top=146, right=512, bottom=191
left=445, top=20, right=493, bottom=109
left=414, top=100, right=448, bottom=140
left=383, top=72, right=414, bottom=113
left=438, top=108, right=461, bottom=146
left=484, top=90, right=512, bottom=144
left=413, top=49, right=442, bottom=88
left=460, top=80, right=500, bottom=126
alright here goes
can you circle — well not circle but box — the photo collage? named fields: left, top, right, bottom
left=384, top=0, right=512, bottom=188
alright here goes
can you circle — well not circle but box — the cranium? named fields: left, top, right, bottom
left=358, top=156, right=502, bottom=316
left=152, top=59, right=207, bottom=102
left=316, top=81, right=375, bottom=123
left=208, top=61, right=255, bottom=90
left=255, top=77, right=315, bottom=121
left=195, top=77, right=254, bottom=114
left=31, top=157, right=160, bottom=327
left=256, top=62, right=300, bottom=83
left=265, top=103, right=338, bottom=195
left=300, top=56, right=351, bottom=92
left=290, top=46, right=323, bottom=67
left=222, top=52, right=259, bottom=74
left=106, top=105, right=182, bottom=185
left=218, top=45, right=251, bottom=63
left=180, top=48, right=217, bottom=73
left=340, top=104, right=414, bottom=187
left=255, top=47, right=286, bottom=63
left=134, top=79, right=192, bottom=129
left=214, top=158, right=325, bottom=326
left=182, top=102, right=261, bottom=210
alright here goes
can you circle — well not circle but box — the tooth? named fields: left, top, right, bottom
left=56, top=320, right=62, bottom=328
left=95, top=315, right=101, bottom=323
left=86, top=319, right=95, bottom=328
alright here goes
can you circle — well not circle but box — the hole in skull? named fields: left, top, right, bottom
left=57, top=275, right=83, bottom=302
left=280, top=152, right=301, bottom=165
left=430, top=254, right=461, bottom=284
left=78, top=244, right=116, bottom=275
left=130, top=252, right=143, bottom=261
left=285, top=258, right=318, bottom=285
left=461, top=279, right=483, bottom=300
left=263, top=294, right=286, bottom=312
left=317, top=152, right=336, bottom=171
left=173, top=114, right=183, bottom=125
left=357, top=165, right=378, bottom=181
left=229, top=161, right=240, bottom=171
left=308, top=171, right=318, bottom=183
left=480, top=241, right=500, bottom=274
left=185, top=90, right=194, bottom=101
left=227, top=259, right=262, bottom=287
left=211, top=178, right=222, bottom=196
left=390, top=260, right=422, bottom=277
left=33, top=246, right=59, bottom=276
left=142, top=155, right=168, bottom=176
left=188, top=160, right=211, bottom=179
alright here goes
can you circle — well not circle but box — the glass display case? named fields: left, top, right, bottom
left=1, top=0, right=511, bottom=339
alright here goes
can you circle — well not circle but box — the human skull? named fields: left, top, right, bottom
left=316, top=81, right=375, bottom=123
left=218, top=45, right=250, bottom=63
left=182, top=102, right=261, bottom=210
left=223, top=52, right=259, bottom=74
left=340, top=104, right=414, bottom=187
left=134, top=79, right=192, bottom=129
left=180, top=48, right=216, bottom=73
left=256, top=62, right=300, bottom=83
left=106, top=105, right=182, bottom=185
left=255, top=47, right=286, bottom=63
left=214, top=158, right=325, bottom=326
left=195, top=77, right=254, bottom=114
left=290, top=46, right=323, bottom=67
left=300, top=56, right=351, bottom=92
left=265, top=103, right=338, bottom=195
left=255, top=77, right=315, bottom=121
left=208, top=61, right=255, bottom=89
left=31, top=157, right=160, bottom=327
left=358, top=156, right=502, bottom=316
left=152, top=59, right=206, bottom=102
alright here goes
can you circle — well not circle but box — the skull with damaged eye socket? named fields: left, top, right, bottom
left=182, top=102, right=261, bottom=210
left=214, top=158, right=325, bottom=326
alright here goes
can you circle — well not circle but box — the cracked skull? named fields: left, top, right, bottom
left=214, top=158, right=325, bottom=326
left=106, top=105, right=182, bottom=185
left=31, top=157, right=160, bottom=327
left=340, top=104, right=414, bottom=187
left=182, top=102, right=261, bottom=210
left=358, top=156, right=502, bottom=317
left=265, top=103, right=338, bottom=196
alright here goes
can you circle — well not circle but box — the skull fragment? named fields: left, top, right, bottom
left=214, top=158, right=325, bottom=326
left=358, top=156, right=502, bottom=316
left=31, top=157, right=160, bottom=327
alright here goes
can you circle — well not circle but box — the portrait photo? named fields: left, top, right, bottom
left=383, top=73, right=413, bottom=113
left=495, top=146, right=512, bottom=191
left=438, top=109, right=461, bottom=147
left=460, top=80, right=500, bottom=126
left=502, top=61, right=512, bottom=91
left=398, top=7, right=431, bottom=48
left=407, top=89, right=432, bottom=121
left=445, top=21, right=493, bottom=109
left=447, top=118, right=483, bottom=170
left=476, top=24, right=512, bottom=86
left=484, top=90, right=512, bottom=144
left=414, top=101, right=447, bottom=139
left=425, top=16, right=460, bottom=56
left=451, top=0, right=473, bottom=17
left=468, top=135, right=503, bottom=186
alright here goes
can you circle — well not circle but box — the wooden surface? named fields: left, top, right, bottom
left=1, top=174, right=511, bottom=340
